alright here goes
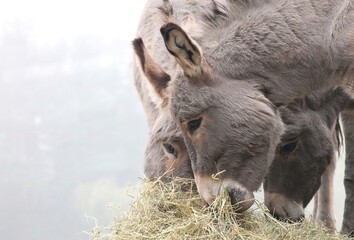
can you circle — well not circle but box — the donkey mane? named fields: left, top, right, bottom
left=158, top=0, right=174, bottom=20
left=158, top=0, right=263, bottom=33
left=158, top=0, right=228, bottom=26
left=200, top=0, right=228, bottom=28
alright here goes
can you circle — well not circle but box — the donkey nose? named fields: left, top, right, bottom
left=195, top=175, right=255, bottom=212
left=194, top=174, right=222, bottom=204
left=224, top=182, right=255, bottom=213
left=264, top=191, right=305, bottom=222
left=273, top=212, right=305, bottom=223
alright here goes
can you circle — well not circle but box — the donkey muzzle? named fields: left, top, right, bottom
left=264, top=191, right=305, bottom=222
left=195, top=175, right=255, bottom=213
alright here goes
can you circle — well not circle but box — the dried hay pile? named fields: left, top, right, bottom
left=88, top=178, right=351, bottom=240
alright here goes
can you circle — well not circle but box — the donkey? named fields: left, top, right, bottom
left=134, top=0, right=353, bottom=221
left=134, top=1, right=353, bottom=225
left=134, top=44, right=351, bottom=231
left=134, top=60, right=193, bottom=180
left=263, top=87, right=350, bottom=229
left=133, top=0, right=220, bottom=180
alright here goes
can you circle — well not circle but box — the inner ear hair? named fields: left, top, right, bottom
left=160, top=22, right=203, bottom=77
left=132, top=37, right=171, bottom=97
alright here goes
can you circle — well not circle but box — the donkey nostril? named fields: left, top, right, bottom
left=272, top=211, right=283, bottom=221
left=225, top=185, right=254, bottom=213
left=271, top=211, right=305, bottom=223
left=286, top=215, right=305, bottom=223
left=293, top=214, right=305, bottom=222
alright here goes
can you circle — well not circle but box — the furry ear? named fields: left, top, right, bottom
left=160, top=22, right=206, bottom=77
left=132, top=38, right=170, bottom=98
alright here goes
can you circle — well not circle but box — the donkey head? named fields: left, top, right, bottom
left=144, top=109, right=193, bottom=180
left=133, top=38, right=193, bottom=181
left=264, top=88, right=349, bottom=222
left=134, top=23, right=284, bottom=212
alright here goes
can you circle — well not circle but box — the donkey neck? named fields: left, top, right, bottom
left=199, top=0, right=344, bottom=105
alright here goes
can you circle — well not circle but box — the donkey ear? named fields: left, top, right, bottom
left=160, top=23, right=205, bottom=77
left=132, top=38, right=171, bottom=98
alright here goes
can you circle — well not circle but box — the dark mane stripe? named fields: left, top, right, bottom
left=159, top=0, right=173, bottom=19
left=201, top=0, right=228, bottom=27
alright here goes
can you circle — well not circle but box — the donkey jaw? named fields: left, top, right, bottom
left=194, top=174, right=255, bottom=212
left=264, top=191, right=305, bottom=222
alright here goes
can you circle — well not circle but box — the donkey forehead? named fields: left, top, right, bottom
left=169, top=79, right=213, bottom=120
left=169, top=77, right=261, bottom=121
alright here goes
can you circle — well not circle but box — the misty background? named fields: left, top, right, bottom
left=0, top=1, right=346, bottom=239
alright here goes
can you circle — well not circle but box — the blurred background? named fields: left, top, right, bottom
left=0, top=1, right=346, bottom=239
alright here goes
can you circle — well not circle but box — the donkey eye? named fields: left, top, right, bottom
left=280, top=140, right=298, bottom=155
left=187, top=118, right=202, bottom=134
left=163, top=143, right=178, bottom=158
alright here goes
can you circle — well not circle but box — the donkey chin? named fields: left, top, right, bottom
left=195, top=175, right=255, bottom=213
left=264, top=191, right=305, bottom=222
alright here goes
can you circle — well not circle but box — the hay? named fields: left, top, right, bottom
left=88, top=178, right=351, bottom=240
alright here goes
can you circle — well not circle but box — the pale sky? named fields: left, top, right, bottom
left=0, top=1, right=149, bottom=239
left=0, top=0, right=146, bottom=45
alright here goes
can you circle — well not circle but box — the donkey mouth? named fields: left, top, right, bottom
left=264, top=191, right=305, bottom=222
left=272, top=210, right=305, bottom=223
left=195, top=174, right=255, bottom=212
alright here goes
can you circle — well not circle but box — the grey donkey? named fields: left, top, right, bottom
left=133, top=0, right=354, bottom=234
left=133, top=48, right=352, bottom=232
left=264, top=87, right=351, bottom=232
